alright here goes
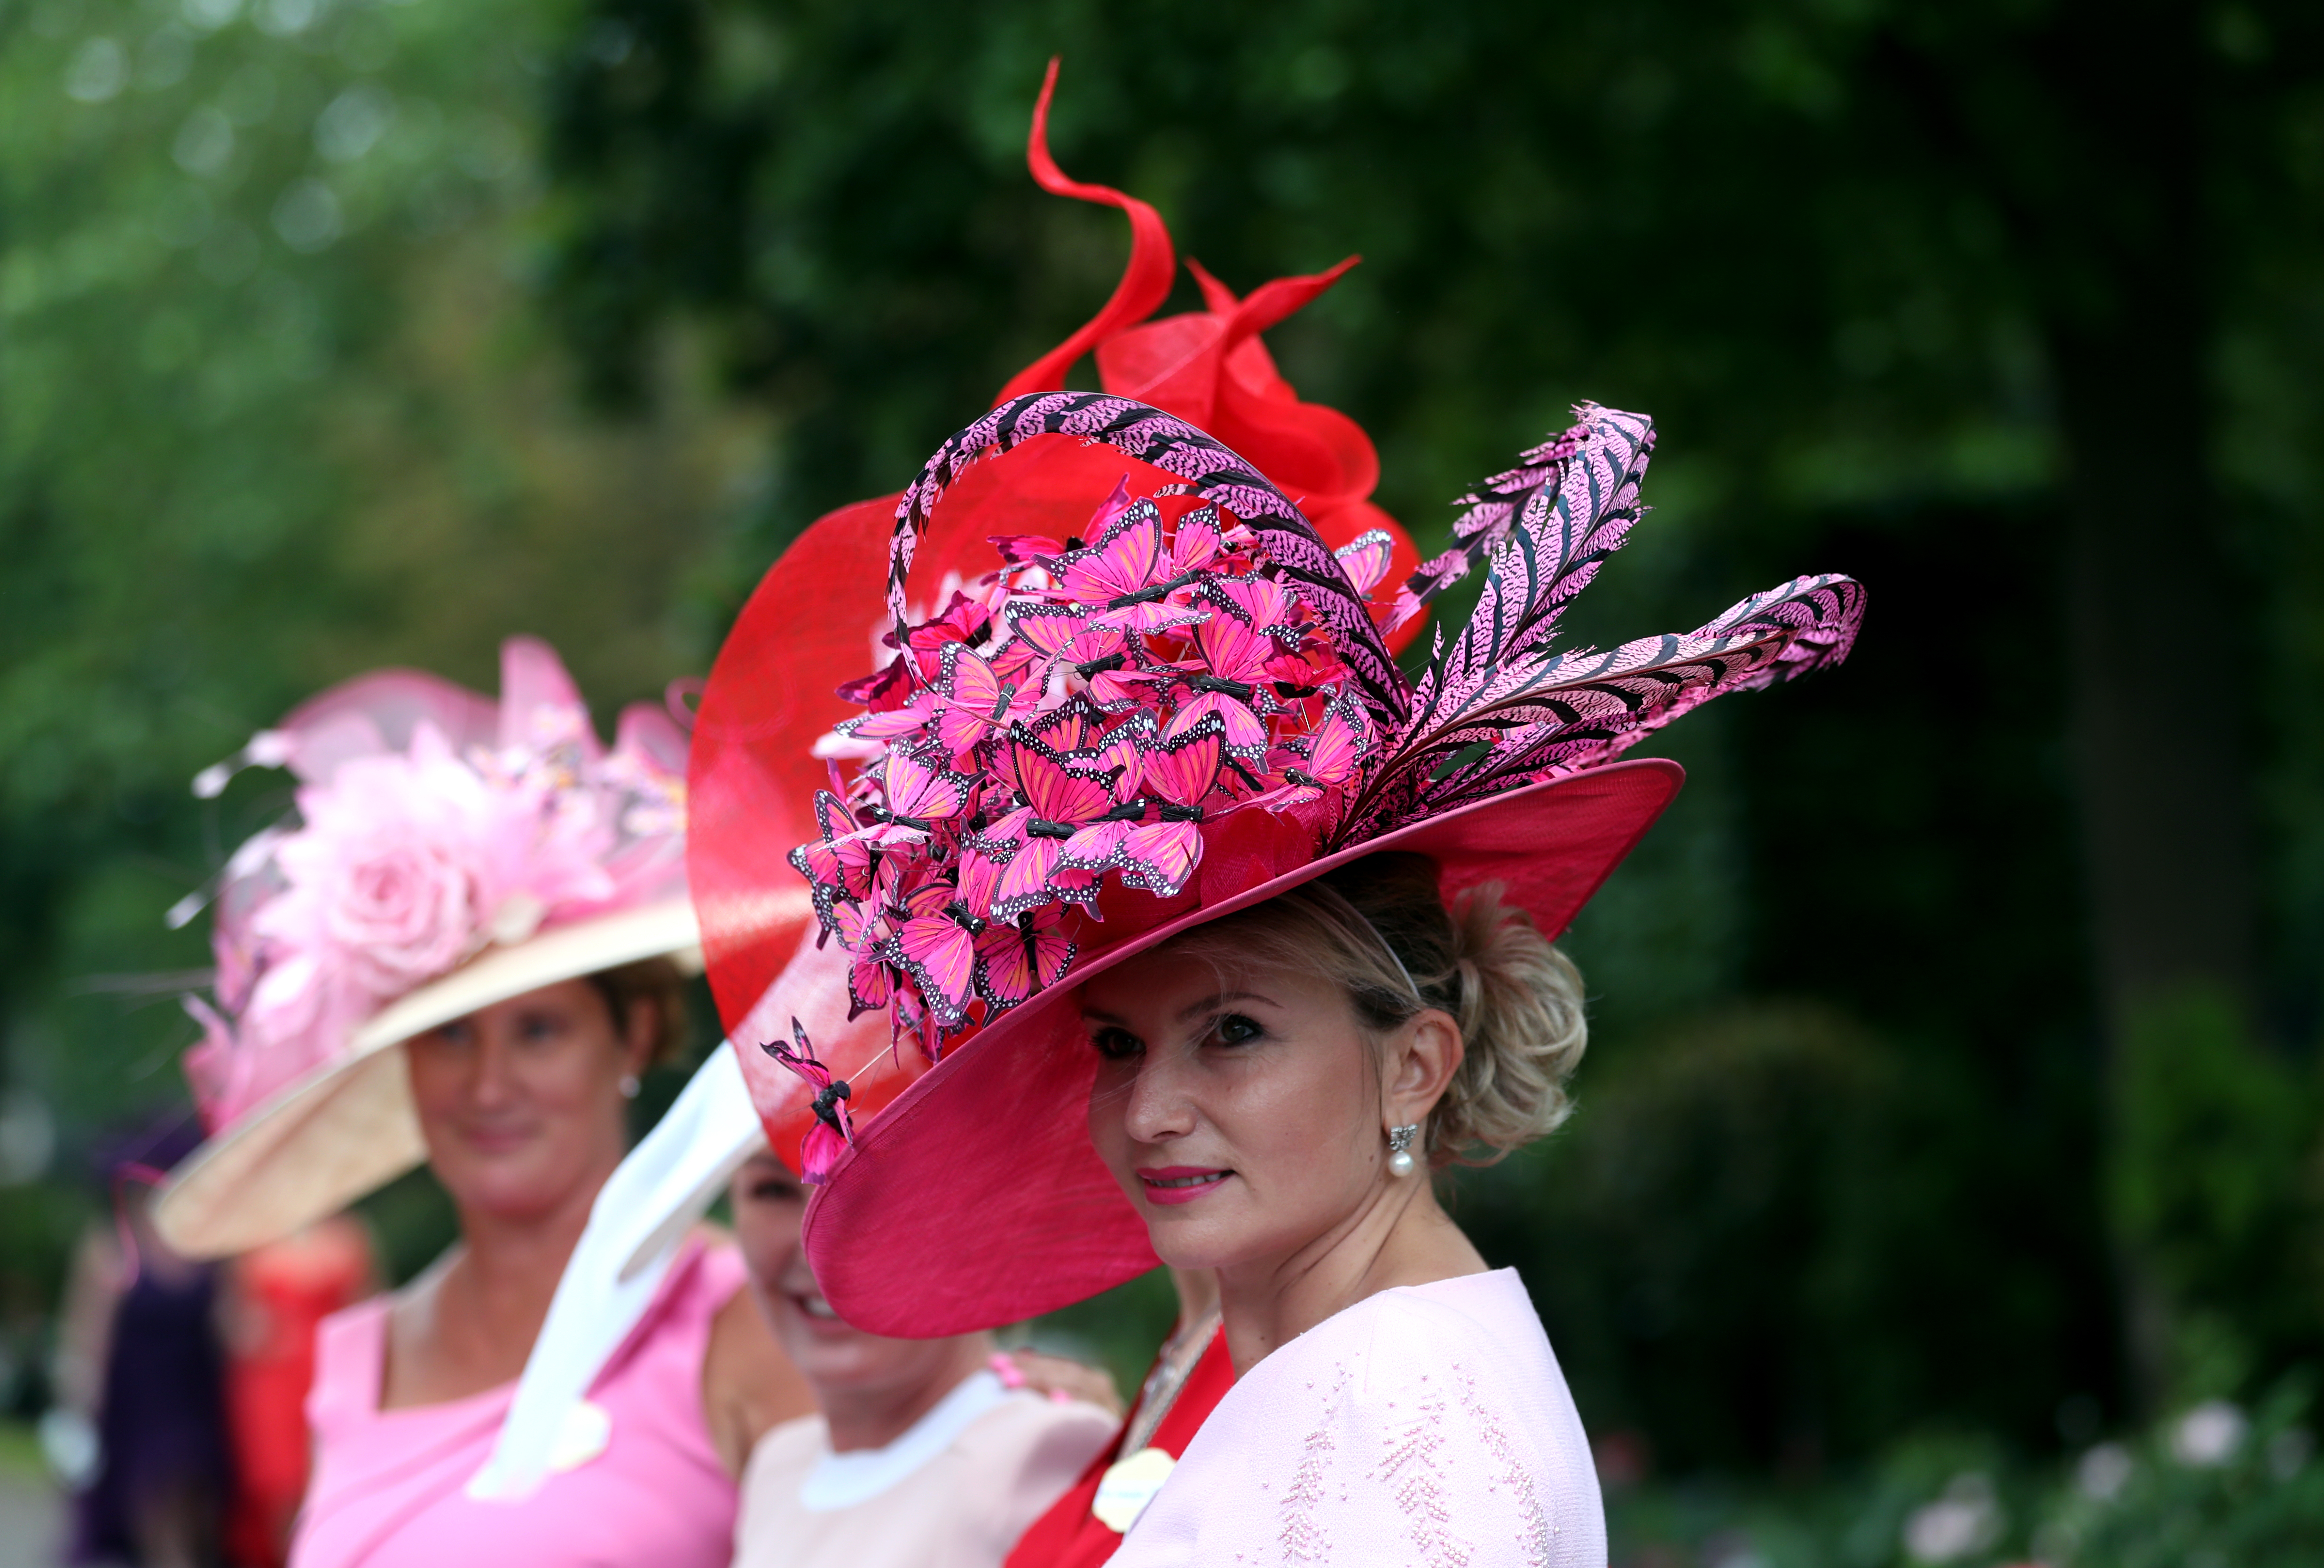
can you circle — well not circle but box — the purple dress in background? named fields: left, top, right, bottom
left=71, top=1255, right=233, bottom=1564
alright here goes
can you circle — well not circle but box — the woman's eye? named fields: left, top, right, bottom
left=748, top=1180, right=801, bottom=1203
left=1090, top=1027, right=1143, bottom=1061
left=1214, top=1014, right=1264, bottom=1047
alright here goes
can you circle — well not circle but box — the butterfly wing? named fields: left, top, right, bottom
left=1024, top=913, right=1075, bottom=991
left=1301, top=701, right=1369, bottom=788
left=1176, top=690, right=1270, bottom=760
left=893, top=911, right=978, bottom=1025
left=1190, top=605, right=1281, bottom=686
left=1016, top=697, right=1107, bottom=753
left=760, top=1036, right=832, bottom=1092
left=882, top=748, right=973, bottom=823
left=1170, top=503, right=1225, bottom=575
left=1059, top=497, right=1165, bottom=606
left=1334, top=530, right=1397, bottom=596
left=1144, top=716, right=1224, bottom=808
left=936, top=643, right=1003, bottom=713
left=840, top=698, right=941, bottom=745
left=991, top=837, right=1068, bottom=920
left=798, top=1122, right=848, bottom=1184
left=1010, top=741, right=1123, bottom=825
left=1006, top=601, right=1093, bottom=661
left=1112, top=820, right=1201, bottom=895
left=976, top=912, right=1079, bottom=1011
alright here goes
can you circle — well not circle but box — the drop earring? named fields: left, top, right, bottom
left=1386, top=1123, right=1420, bottom=1177
left=619, top=1074, right=641, bottom=1100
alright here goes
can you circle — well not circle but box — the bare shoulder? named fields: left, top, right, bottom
left=700, top=1276, right=814, bottom=1480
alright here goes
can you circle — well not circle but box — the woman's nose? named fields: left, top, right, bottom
left=1120, top=1053, right=1197, bottom=1145
left=466, top=1034, right=519, bottom=1106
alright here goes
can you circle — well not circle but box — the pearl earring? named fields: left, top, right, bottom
left=1386, top=1123, right=1420, bottom=1177
left=619, top=1074, right=641, bottom=1100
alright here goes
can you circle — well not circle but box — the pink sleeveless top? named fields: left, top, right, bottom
left=290, top=1238, right=745, bottom=1568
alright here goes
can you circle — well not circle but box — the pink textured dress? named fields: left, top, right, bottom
left=290, top=1238, right=745, bottom=1568
left=1113, top=1270, right=1606, bottom=1568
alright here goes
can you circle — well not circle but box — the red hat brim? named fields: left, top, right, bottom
left=801, top=755, right=1681, bottom=1336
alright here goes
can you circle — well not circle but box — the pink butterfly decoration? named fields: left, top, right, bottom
left=929, top=643, right=1044, bottom=761
left=865, top=746, right=974, bottom=845
left=1262, top=697, right=1371, bottom=808
left=889, top=882, right=986, bottom=1027
left=1054, top=497, right=1211, bottom=634
left=979, top=735, right=1143, bottom=922
left=973, top=907, right=1076, bottom=1012
left=762, top=1018, right=856, bottom=1184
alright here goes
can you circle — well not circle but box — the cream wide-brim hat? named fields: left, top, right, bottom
left=152, top=897, right=703, bottom=1259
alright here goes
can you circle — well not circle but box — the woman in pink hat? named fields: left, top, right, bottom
left=689, top=356, right=1861, bottom=1560
left=153, top=637, right=814, bottom=1568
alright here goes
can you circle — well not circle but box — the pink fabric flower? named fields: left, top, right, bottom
left=181, top=639, right=690, bottom=1131
left=260, top=726, right=499, bottom=1000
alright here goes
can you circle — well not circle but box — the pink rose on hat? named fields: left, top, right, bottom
left=259, top=722, right=616, bottom=1004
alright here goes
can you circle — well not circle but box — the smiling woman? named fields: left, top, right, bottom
left=1081, top=853, right=1585, bottom=1372
left=773, top=381, right=1860, bottom=1568
left=149, top=639, right=816, bottom=1568
left=722, top=1151, right=1115, bottom=1568
left=1072, top=858, right=1606, bottom=1564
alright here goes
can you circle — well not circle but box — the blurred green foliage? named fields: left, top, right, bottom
left=2108, top=987, right=2324, bottom=1402
left=0, top=0, right=769, bottom=1377
left=8, top=0, right=2324, bottom=1550
left=1599, top=1380, right=2324, bottom=1567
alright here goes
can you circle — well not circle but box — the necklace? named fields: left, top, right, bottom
left=1117, top=1305, right=1222, bottom=1457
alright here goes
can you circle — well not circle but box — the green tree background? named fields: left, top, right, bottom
left=7, top=0, right=2324, bottom=1557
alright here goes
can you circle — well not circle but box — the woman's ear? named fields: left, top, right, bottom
left=620, top=994, right=661, bottom=1079
left=1383, top=1010, right=1464, bottom=1129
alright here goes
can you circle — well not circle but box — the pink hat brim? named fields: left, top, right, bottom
left=802, top=755, right=1682, bottom=1336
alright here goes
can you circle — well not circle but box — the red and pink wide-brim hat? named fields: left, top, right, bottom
left=697, top=398, right=1857, bottom=1340
left=693, top=66, right=1860, bottom=1338
left=688, top=439, right=1669, bottom=1337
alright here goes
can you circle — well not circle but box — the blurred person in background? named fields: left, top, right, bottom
left=724, top=1145, right=1117, bottom=1568
left=53, top=1115, right=231, bottom=1568
left=148, top=637, right=813, bottom=1568
left=465, top=941, right=1141, bottom=1566
left=218, top=1217, right=377, bottom=1568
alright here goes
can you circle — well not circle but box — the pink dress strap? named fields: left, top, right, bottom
left=290, top=1238, right=747, bottom=1568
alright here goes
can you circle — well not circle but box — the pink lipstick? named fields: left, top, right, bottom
left=1137, top=1166, right=1230, bottom=1206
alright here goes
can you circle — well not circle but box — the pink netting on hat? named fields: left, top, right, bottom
left=181, top=637, right=690, bottom=1131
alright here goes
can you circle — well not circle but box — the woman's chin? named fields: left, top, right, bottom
left=435, top=1154, right=575, bottom=1221
left=1141, top=1212, right=1251, bottom=1273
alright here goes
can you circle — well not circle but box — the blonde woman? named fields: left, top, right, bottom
left=728, top=379, right=1860, bottom=1567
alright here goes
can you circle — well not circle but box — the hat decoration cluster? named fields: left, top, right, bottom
left=788, top=392, right=1863, bottom=1062
left=180, top=642, right=689, bottom=1130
